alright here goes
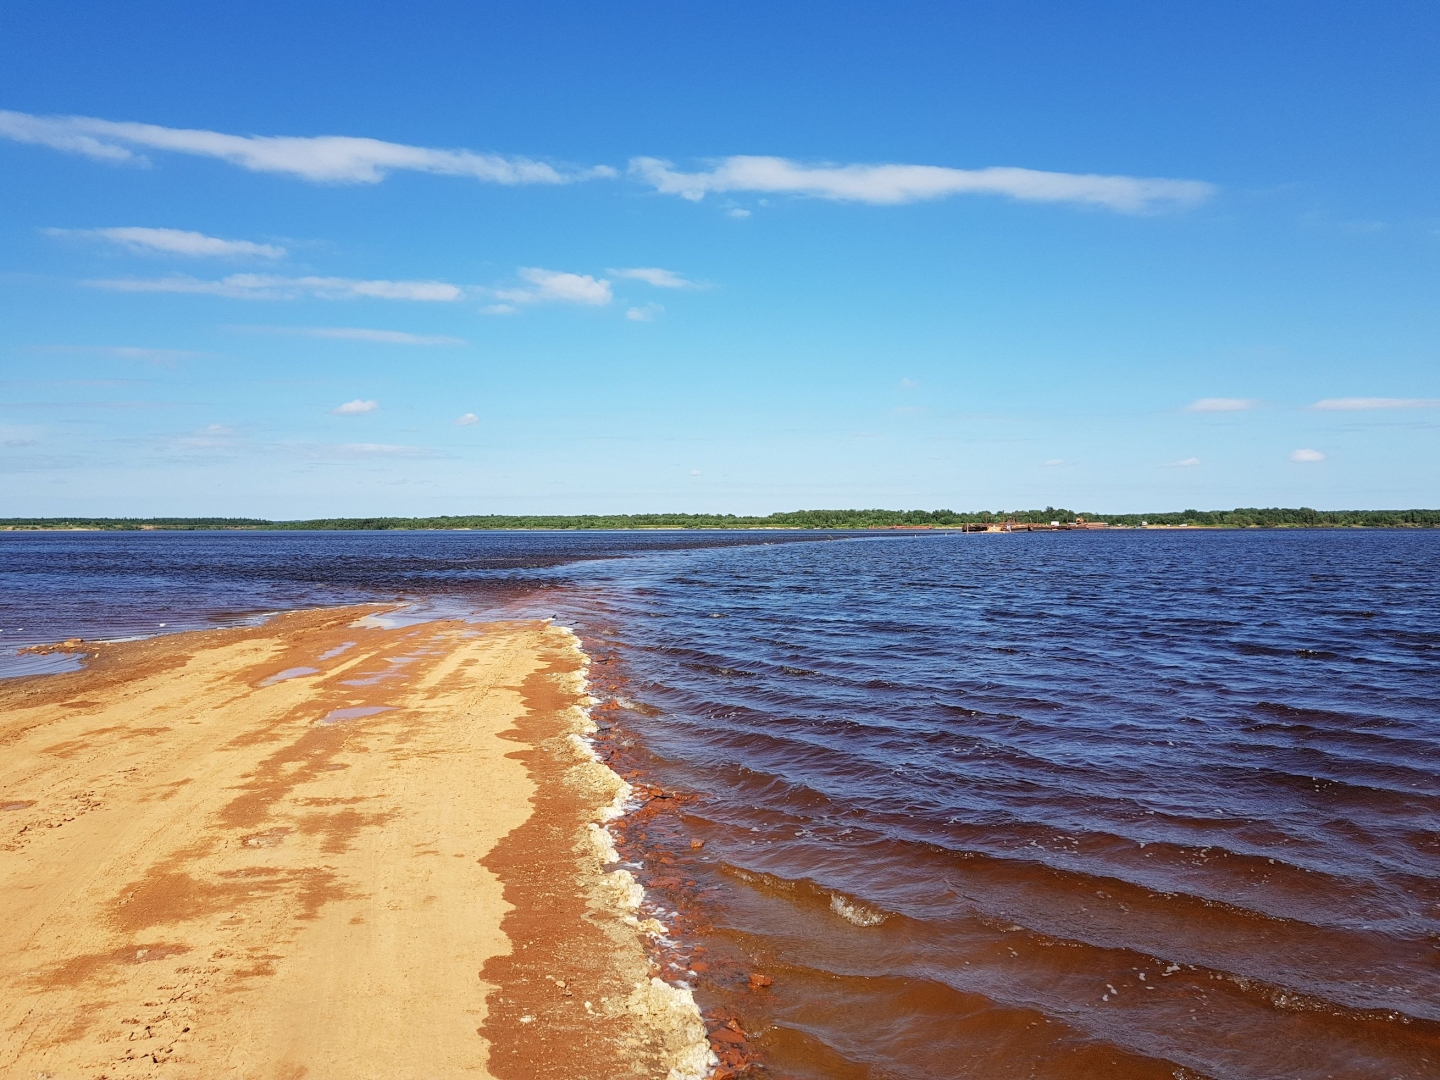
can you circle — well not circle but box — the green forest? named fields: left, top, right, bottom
left=2, top=507, right=1438, bottom=530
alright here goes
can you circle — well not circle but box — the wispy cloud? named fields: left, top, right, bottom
left=608, top=267, right=698, bottom=288
left=239, top=325, right=465, bottom=345
left=104, top=345, right=203, bottom=365
left=1289, top=448, right=1325, bottom=462
left=0, top=110, right=1214, bottom=214
left=89, top=267, right=620, bottom=311
left=49, top=226, right=285, bottom=258
left=338, top=442, right=422, bottom=455
left=265, top=438, right=448, bottom=462
left=0, top=423, right=43, bottom=448
left=36, top=344, right=207, bottom=364
left=454, top=412, right=478, bottom=426
left=1312, top=397, right=1440, bottom=410
left=625, top=303, right=663, bottom=322
left=1186, top=397, right=1256, bottom=412
left=1167, top=456, right=1202, bottom=467
left=333, top=399, right=378, bottom=415
left=630, top=155, right=1214, bottom=212
left=87, top=273, right=463, bottom=301
left=492, top=267, right=612, bottom=307
left=171, top=423, right=243, bottom=452
left=0, top=109, right=614, bottom=186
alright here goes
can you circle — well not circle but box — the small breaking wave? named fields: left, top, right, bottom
left=722, top=863, right=897, bottom=928
left=829, top=892, right=890, bottom=926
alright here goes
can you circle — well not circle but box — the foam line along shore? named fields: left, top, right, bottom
left=0, top=605, right=713, bottom=1080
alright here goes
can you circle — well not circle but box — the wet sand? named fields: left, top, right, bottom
left=0, top=607, right=710, bottom=1080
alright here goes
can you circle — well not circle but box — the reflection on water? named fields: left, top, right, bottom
left=0, top=528, right=837, bottom=677
left=259, top=666, right=320, bottom=686
left=315, top=705, right=393, bottom=725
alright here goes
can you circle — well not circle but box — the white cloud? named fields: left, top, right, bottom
left=286, top=326, right=464, bottom=345
left=333, top=399, right=378, bottom=415
left=1312, top=397, right=1440, bottom=410
left=1168, top=457, right=1202, bottom=467
left=525, top=269, right=611, bottom=304
left=455, top=413, right=478, bottom=426
left=482, top=303, right=518, bottom=316
left=625, top=303, right=663, bottom=322
left=1186, top=397, right=1256, bottom=412
left=1289, top=448, right=1325, bottom=462
left=172, top=423, right=242, bottom=451
left=96, top=345, right=205, bottom=363
left=339, top=442, right=419, bottom=455
left=900, top=378, right=919, bottom=389
left=277, top=439, right=446, bottom=461
left=50, top=226, right=284, bottom=258
left=630, top=155, right=1214, bottom=213
left=689, top=469, right=701, bottom=476
left=1043, top=458, right=1067, bottom=467
left=0, top=108, right=614, bottom=186
left=727, top=208, right=751, bottom=219
left=87, top=273, right=463, bottom=301
left=608, top=267, right=697, bottom=288
left=493, top=267, right=612, bottom=306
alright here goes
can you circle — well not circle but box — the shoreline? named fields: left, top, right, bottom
left=0, top=607, right=711, bottom=1079
left=4, top=522, right=1438, bottom=532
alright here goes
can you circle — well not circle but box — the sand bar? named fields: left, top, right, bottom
left=0, top=607, right=710, bottom=1080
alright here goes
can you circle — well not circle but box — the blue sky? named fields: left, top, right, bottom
left=2, top=1, right=1437, bottom=517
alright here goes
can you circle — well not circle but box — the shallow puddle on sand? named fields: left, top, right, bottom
left=318, top=641, right=357, bottom=660
left=340, top=655, right=418, bottom=687
left=315, top=705, right=393, bottom=725
left=259, top=666, right=321, bottom=686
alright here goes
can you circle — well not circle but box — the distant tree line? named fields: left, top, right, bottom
left=0, top=517, right=272, bottom=530
left=1096, top=507, right=1440, bottom=528
left=2, top=507, right=1438, bottom=530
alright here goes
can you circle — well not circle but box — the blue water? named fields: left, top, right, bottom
left=0, top=528, right=839, bottom=675
left=2, top=528, right=1437, bottom=1079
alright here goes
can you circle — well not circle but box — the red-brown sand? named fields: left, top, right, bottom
left=0, top=607, right=710, bottom=1079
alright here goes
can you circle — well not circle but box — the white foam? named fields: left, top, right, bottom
left=626, top=978, right=717, bottom=1080
left=830, top=892, right=890, bottom=926
left=552, top=622, right=715, bottom=1080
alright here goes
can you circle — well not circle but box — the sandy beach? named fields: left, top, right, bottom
left=0, top=607, right=710, bottom=1080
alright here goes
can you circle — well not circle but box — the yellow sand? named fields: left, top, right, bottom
left=0, top=608, right=620, bottom=1079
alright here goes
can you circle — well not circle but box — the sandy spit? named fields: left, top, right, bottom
left=0, top=606, right=711, bottom=1080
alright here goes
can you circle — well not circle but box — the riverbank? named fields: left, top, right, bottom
left=0, top=607, right=711, bottom=1080
left=3, top=505, right=1437, bottom=531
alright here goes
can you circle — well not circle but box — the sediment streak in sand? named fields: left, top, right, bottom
left=0, top=607, right=709, bottom=1080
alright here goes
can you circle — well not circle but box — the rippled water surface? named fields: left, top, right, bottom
left=0, top=529, right=830, bottom=674
left=3, top=528, right=1437, bottom=1078
left=570, top=530, right=1440, bottom=1080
